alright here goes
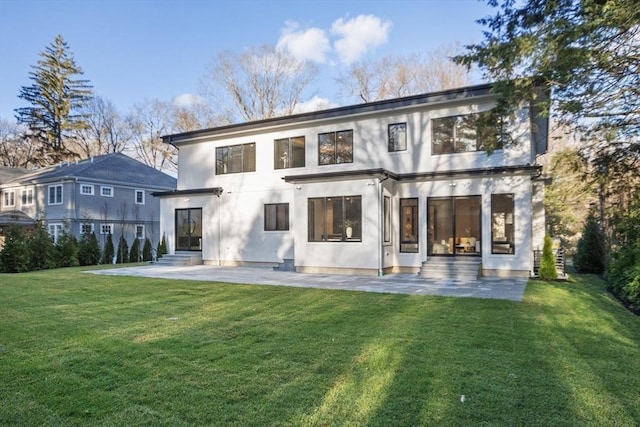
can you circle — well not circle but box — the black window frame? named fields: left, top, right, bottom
left=216, top=142, right=256, bottom=175
left=264, top=203, right=290, bottom=231
left=274, top=136, right=305, bottom=169
left=431, top=110, right=507, bottom=155
left=388, top=122, right=407, bottom=152
left=318, top=130, right=353, bottom=165
left=400, top=198, right=419, bottom=253
left=491, top=193, right=515, bottom=254
left=308, top=195, right=362, bottom=242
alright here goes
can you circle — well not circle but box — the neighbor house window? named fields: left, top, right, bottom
left=3, top=191, right=15, bottom=208
left=216, top=143, right=256, bottom=174
left=135, top=190, right=145, bottom=205
left=388, top=123, right=407, bottom=152
left=48, top=185, right=63, bottom=205
left=264, top=203, right=289, bottom=231
left=491, top=194, right=515, bottom=254
left=48, top=223, right=63, bottom=243
left=274, top=136, right=305, bottom=169
left=80, top=184, right=94, bottom=195
left=318, top=130, right=353, bottom=165
left=21, top=189, right=33, bottom=206
left=100, top=224, right=114, bottom=235
left=384, top=196, right=391, bottom=244
left=80, top=223, right=94, bottom=234
left=135, top=224, right=145, bottom=239
left=101, top=186, right=113, bottom=197
left=308, top=195, right=361, bottom=242
left=431, top=110, right=507, bottom=155
left=400, top=198, right=419, bottom=253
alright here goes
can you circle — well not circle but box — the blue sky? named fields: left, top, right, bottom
left=0, top=0, right=493, bottom=121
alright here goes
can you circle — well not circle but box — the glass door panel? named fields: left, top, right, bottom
left=175, top=208, right=202, bottom=251
left=428, top=198, right=454, bottom=255
left=454, top=196, right=481, bottom=255
left=427, top=196, right=481, bottom=256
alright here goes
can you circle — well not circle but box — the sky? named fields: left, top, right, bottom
left=0, top=0, right=494, bottom=121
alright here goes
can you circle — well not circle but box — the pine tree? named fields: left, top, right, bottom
left=102, top=233, right=114, bottom=264
left=78, top=231, right=101, bottom=266
left=15, top=35, right=93, bottom=165
left=142, top=238, right=153, bottom=261
left=56, top=228, right=79, bottom=267
left=116, top=235, right=129, bottom=264
left=157, top=233, right=167, bottom=259
left=129, top=238, right=140, bottom=263
left=28, top=221, right=56, bottom=271
left=574, top=210, right=605, bottom=274
left=539, top=234, right=558, bottom=280
left=0, top=224, right=30, bottom=273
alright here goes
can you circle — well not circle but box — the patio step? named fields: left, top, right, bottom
left=418, top=257, right=482, bottom=280
left=153, top=252, right=203, bottom=266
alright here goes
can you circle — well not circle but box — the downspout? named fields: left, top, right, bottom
left=377, top=173, right=390, bottom=277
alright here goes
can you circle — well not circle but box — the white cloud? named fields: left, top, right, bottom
left=331, top=14, right=392, bottom=64
left=172, top=93, right=205, bottom=108
left=277, top=21, right=330, bottom=63
left=293, top=96, right=337, bottom=114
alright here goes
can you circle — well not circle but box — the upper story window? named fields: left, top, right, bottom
left=308, top=195, right=361, bottom=242
left=135, top=190, right=145, bottom=205
left=318, top=130, right=353, bottom=165
left=21, top=189, right=33, bottom=206
left=274, top=136, right=305, bottom=169
left=48, top=185, right=63, bottom=205
left=101, top=186, right=114, bottom=197
left=264, top=203, right=289, bottom=231
left=216, top=143, right=256, bottom=174
left=80, top=184, right=94, bottom=195
left=431, top=110, right=507, bottom=155
left=388, top=123, right=407, bottom=152
left=3, top=191, right=15, bottom=208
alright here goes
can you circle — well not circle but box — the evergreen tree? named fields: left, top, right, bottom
left=142, top=238, right=153, bottom=261
left=78, top=231, right=101, bottom=266
left=102, top=233, right=114, bottom=264
left=129, top=238, right=140, bottom=263
left=157, top=233, right=167, bottom=259
left=28, top=221, right=56, bottom=271
left=0, top=224, right=30, bottom=273
left=15, top=35, right=93, bottom=165
left=55, top=228, right=79, bottom=267
left=539, top=234, right=558, bottom=280
left=574, top=210, right=605, bottom=274
left=116, top=235, right=129, bottom=264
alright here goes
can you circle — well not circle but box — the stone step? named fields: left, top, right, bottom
left=153, top=252, right=203, bottom=266
left=418, top=257, right=482, bottom=280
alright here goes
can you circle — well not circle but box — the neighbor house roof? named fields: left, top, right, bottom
left=0, top=166, right=30, bottom=184
left=2, top=153, right=176, bottom=190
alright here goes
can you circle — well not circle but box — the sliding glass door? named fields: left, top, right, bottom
left=175, top=208, right=202, bottom=251
left=427, top=196, right=481, bottom=256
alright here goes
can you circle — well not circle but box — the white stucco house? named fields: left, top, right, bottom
left=155, top=83, right=548, bottom=278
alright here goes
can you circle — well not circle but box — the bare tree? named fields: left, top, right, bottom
left=74, top=96, right=130, bottom=157
left=0, top=118, right=38, bottom=168
left=336, top=43, right=474, bottom=103
left=126, top=99, right=177, bottom=173
left=200, top=44, right=318, bottom=122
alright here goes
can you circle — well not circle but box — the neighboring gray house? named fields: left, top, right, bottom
left=0, top=153, right=176, bottom=250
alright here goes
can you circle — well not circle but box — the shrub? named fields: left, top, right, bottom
left=28, top=221, right=56, bottom=271
left=78, top=232, right=101, bottom=266
left=539, top=234, right=558, bottom=280
left=56, top=228, right=79, bottom=267
left=142, top=238, right=153, bottom=261
left=574, top=210, right=605, bottom=274
left=116, top=235, right=129, bottom=264
left=129, top=238, right=141, bottom=263
left=0, top=223, right=30, bottom=273
left=102, top=233, right=114, bottom=264
left=157, top=233, right=167, bottom=259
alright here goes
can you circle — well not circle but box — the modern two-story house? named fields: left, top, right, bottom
left=0, top=153, right=176, bottom=249
left=156, top=83, right=548, bottom=277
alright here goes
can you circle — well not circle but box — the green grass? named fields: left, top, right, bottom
left=1, top=267, right=639, bottom=426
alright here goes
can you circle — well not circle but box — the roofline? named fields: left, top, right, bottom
left=283, top=165, right=542, bottom=183
left=152, top=187, right=224, bottom=198
left=163, top=82, right=496, bottom=145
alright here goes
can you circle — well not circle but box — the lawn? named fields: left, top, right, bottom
left=1, top=267, right=639, bottom=426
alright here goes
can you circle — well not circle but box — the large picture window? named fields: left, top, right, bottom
left=431, top=110, right=507, bottom=155
left=216, top=143, right=256, bottom=174
left=274, top=136, right=305, bottom=169
left=308, top=195, right=361, bottom=242
left=400, top=198, right=419, bottom=253
left=264, top=203, right=289, bottom=231
left=318, top=130, right=353, bottom=165
left=491, top=194, right=515, bottom=254
left=388, top=123, right=407, bottom=152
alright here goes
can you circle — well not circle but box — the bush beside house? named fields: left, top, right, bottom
left=539, top=234, right=558, bottom=280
